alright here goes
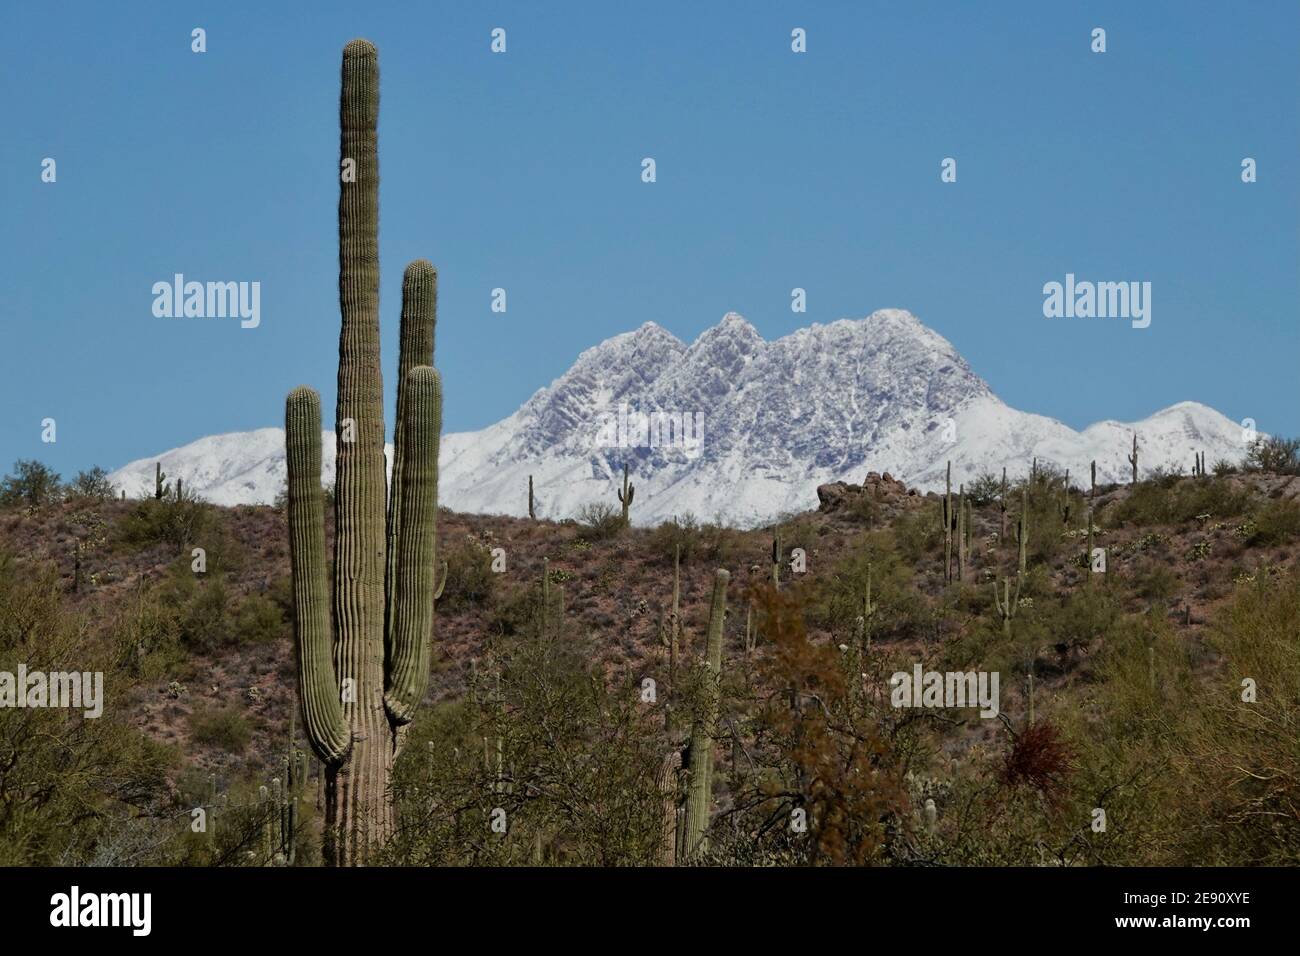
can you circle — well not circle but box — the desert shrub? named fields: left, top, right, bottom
left=67, top=466, right=117, bottom=501
left=965, top=471, right=1004, bottom=506
left=188, top=706, right=252, bottom=752
left=576, top=502, right=623, bottom=541
left=1242, top=498, right=1300, bottom=547
left=1001, top=721, right=1075, bottom=803
left=809, top=534, right=925, bottom=644
left=387, top=626, right=668, bottom=866
left=440, top=535, right=496, bottom=608
left=1112, top=476, right=1253, bottom=528
left=893, top=504, right=941, bottom=565
left=0, top=549, right=175, bottom=864
left=118, top=496, right=215, bottom=551
left=1244, top=435, right=1300, bottom=475
left=0, top=459, right=62, bottom=507
left=1129, top=559, right=1179, bottom=603
left=233, top=591, right=288, bottom=644
left=648, top=513, right=701, bottom=564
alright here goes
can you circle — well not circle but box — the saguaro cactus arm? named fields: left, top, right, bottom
left=385, top=260, right=437, bottom=655
left=285, top=387, right=351, bottom=765
left=384, top=367, right=443, bottom=725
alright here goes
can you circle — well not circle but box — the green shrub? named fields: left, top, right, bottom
left=119, top=497, right=215, bottom=551
left=0, top=459, right=62, bottom=507
left=67, top=466, right=116, bottom=501
left=441, top=535, right=496, bottom=608
left=1244, top=436, right=1300, bottom=475
left=1113, top=477, right=1253, bottom=528
left=966, top=471, right=1004, bottom=506
left=233, top=591, right=288, bottom=644
left=1244, top=498, right=1300, bottom=547
left=188, top=706, right=252, bottom=752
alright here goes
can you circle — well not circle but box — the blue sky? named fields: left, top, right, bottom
left=3, top=1, right=1296, bottom=478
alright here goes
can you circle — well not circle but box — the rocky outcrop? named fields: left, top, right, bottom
left=817, top=471, right=916, bottom=514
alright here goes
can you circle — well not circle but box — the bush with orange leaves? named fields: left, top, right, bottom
left=710, top=584, right=909, bottom=865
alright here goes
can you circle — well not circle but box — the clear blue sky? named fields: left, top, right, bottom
left=4, top=0, right=1296, bottom=478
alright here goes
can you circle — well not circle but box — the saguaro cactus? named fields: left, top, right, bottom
left=771, top=527, right=782, bottom=588
left=154, top=462, right=168, bottom=500
left=955, top=484, right=966, bottom=582
left=1128, top=433, right=1140, bottom=484
left=1017, top=487, right=1029, bottom=576
left=527, top=474, right=536, bottom=520
left=283, top=40, right=443, bottom=866
left=998, top=467, right=1008, bottom=544
left=942, top=461, right=953, bottom=582
left=617, top=463, right=635, bottom=526
left=993, top=575, right=1022, bottom=638
left=682, top=569, right=730, bottom=861
left=658, top=750, right=683, bottom=866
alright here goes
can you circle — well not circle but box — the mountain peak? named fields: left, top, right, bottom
left=109, top=309, right=1251, bottom=526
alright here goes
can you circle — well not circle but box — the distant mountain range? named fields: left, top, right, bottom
left=109, top=309, right=1251, bottom=527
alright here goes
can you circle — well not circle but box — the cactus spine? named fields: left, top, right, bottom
left=1128, top=432, right=1139, bottom=484
left=683, top=569, right=730, bottom=861
left=617, top=463, right=635, bottom=527
left=284, top=40, right=443, bottom=865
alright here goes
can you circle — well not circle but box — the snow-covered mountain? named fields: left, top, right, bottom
left=109, top=310, right=1252, bottom=527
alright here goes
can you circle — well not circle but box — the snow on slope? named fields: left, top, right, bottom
left=109, top=310, right=1252, bottom=526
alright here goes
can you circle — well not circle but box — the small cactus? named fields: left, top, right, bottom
left=1017, top=487, right=1029, bottom=576
left=943, top=461, right=953, bottom=582
left=995, top=467, right=1006, bottom=544
left=993, top=575, right=1022, bottom=638
left=617, top=463, right=635, bottom=527
left=771, top=527, right=782, bottom=589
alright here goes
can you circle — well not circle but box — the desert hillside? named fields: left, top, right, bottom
left=2, top=452, right=1299, bottom=865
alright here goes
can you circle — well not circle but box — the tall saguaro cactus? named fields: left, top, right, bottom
left=284, top=40, right=443, bottom=866
left=682, top=568, right=730, bottom=862
left=1128, top=432, right=1140, bottom=484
